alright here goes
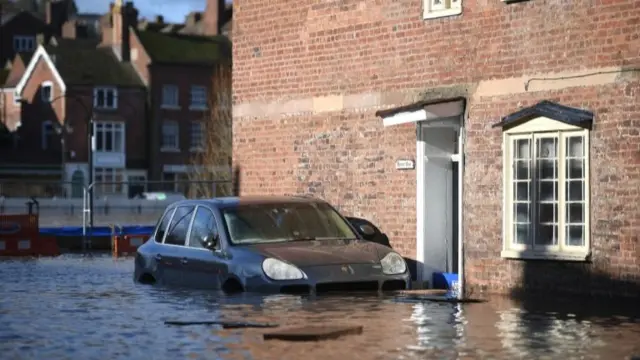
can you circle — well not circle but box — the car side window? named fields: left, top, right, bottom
left=164, top=205, right=195, bottom=246
left=187, top=206, right=218, bottom=249
left=154, top=208, right=175, bottom=243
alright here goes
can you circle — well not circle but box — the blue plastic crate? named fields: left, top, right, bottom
left=432, top=272, right=459, bottom=290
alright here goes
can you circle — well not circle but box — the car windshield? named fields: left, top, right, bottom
left=221, top=202, right=358, bottom=245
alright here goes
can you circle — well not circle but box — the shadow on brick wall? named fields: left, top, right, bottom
left=507, top=260, right=640, bottom=355
left=511, top=259, right=640, bottom=300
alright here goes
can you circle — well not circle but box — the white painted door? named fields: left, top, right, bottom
left=417, top=116, right=461, bottom=287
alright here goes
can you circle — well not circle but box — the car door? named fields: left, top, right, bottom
left=182, top=205, right=227, bottom=290
left=145, top=207, right=175, bottom=283
left=158, top=205, right=196, bottom=287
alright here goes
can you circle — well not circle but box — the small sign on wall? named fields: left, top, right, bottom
left=395, top=159, right=415, bottom=170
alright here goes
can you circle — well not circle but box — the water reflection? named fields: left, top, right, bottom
left=0, top=256, right=638, bottom=360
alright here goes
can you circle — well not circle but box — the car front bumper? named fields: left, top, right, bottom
left=244, top=263, right=411, bottom=294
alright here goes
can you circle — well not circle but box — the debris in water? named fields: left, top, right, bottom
left=263, top=324, right=363, bottom=341
left=164, top=320, right=279, bottom=329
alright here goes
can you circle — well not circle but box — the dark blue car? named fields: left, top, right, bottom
left=134, top=196, right=411, bottom=294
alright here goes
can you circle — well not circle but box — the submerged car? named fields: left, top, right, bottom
left=134, top=196, right=410, bottom=294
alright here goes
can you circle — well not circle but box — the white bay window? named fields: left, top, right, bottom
left=94, top=122, right=125, bottom=152
left=500, top=102, right=593, bottom=261
left=95, top=167, right=125, bottom=196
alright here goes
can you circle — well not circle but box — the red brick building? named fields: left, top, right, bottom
left=0, top=0, right=232, bottom=197
left=0, top=36, right=147, bottom=198
left=120, top=0, right=232, bottom=190
left=232, top=0, right=640, bottom=297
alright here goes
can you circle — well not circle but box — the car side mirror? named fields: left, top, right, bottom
left=358, top=224, right=376, bottom=239
left=200, top=232, right=219, bottom=250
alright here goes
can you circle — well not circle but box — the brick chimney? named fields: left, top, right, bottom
left=203, top=0, right=225, bottom=35
left=45, top=0, right=53, bottom=24
left=109, top=1, right=138, bottom=62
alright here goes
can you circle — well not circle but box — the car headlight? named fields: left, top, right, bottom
left=262, top=258, right=305, bottom=280
left=380, top=252, right=407, bottom=275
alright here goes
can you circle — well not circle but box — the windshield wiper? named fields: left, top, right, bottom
left=290, top=236, right=357, bottom=241
left=289, top=236, right=317, bottom=241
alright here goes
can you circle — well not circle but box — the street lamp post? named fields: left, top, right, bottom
left=86, top=114, right=94, bottom=251
left=49, top=94, right=94, bottom=250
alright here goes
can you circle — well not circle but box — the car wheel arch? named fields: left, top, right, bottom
left=138, top=272, right=156, bottom=285
left=222, top=276, right=244, bottom=294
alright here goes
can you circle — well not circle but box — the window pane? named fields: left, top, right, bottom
left=155, top=208, right=175, bottom=242
left=515, top=161, right=529, bottom=179
left=564, top=135, right=586, bottom=247
left=514, top=203, right=529, bottom=223
left=105, top=130, right=113, bottom=151
left=567, top=181, right=583, bottom=201
left=515, top=224, right=529, bottom=244
left=515, top=139, right=530, bottom=159
left=96, top=130, right=104, bottom=151
left=568, top=159, right=583, bottom=179
left=567, top=203, right=583, bottom=223
left=165, top=206, right=195, bottom=246
left=535, top=137, right=558, bottom=246
left=114, top=126, right=124, bottom=152
left=515, top=182, right=529, bottom=201
left=162, top=122, right=178, bottom=148
left=106, top=90, right=114, bottom=107
left=191, top=121, right=203, bottom=148
left=566, top=225, right=584, bottom=247
left=114, top=169, right=124, bottom=193
left=512, top=138, right=532, bottom=245
left=566, top=136, right=584, bottom=157
left=96, top=90, right=104, bottom=106
left=187, top=207, right=217, bottom=248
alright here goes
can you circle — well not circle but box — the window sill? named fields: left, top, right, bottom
left=160, top=147, right=181, bottom=153
left=94, top=107, right=118, bottom=111
left=189, top=147, right=204, bottom=153
left=161, top=105, right=181, bottom=110
left=423, top=8, right=462, bottom=20
left=501, top=249, right=590, bottom=262
left=189, top=106, right=208, bottom=111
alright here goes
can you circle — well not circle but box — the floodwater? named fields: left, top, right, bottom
left=0, top=256, right=639, bottom=360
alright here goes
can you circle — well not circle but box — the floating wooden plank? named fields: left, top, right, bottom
left=164, top=320, right=279, bottom=329
left=394, top=289, right=450, bottom=296
left=263, top=324, right=363, bottom=341
left=403, top=295, right=485, bottom=303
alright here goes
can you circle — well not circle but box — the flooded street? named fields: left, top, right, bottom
left=0, top=256, right=638, bottom=360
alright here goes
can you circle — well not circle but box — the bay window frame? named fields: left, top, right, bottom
left=501, top=116, right=591, bottom=261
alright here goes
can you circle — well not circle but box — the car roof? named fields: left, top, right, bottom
left=167, top=195, right=327, bottom=209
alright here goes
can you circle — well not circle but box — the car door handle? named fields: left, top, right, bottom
left=181, top=258, right=188, bottom=265
left=154, top=254, right=162, bottom=261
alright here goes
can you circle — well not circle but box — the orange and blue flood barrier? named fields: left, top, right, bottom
left=0, top=214, right=60, bottom=257
left=37, top=225, right=154, bottom=257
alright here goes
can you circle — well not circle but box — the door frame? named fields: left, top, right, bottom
left=415, top=116, right=465, bottom=297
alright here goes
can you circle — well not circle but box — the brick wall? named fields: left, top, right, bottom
left=233, top=0, right=639, bottom=103
left=233, top=0, right=640, bottom=297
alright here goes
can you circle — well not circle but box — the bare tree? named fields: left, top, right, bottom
left=188, top=62, right=233, bottom=198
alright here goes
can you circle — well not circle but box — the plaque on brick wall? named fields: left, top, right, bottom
left=395, top=159, right=415, bottom=170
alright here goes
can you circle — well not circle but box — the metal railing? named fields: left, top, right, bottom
left=0, top=179, right=233, bottom=231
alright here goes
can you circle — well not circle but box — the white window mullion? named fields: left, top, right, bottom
left=526, top=134, right=534, bottom=250
left=558, top=134, right=567, bottom=253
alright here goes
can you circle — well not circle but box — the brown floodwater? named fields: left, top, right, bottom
left=0, top=255, right=638, bottom=360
